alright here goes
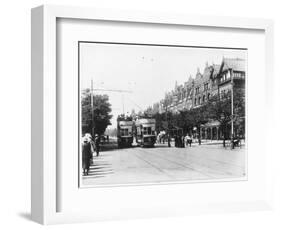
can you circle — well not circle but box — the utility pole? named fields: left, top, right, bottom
left=231, top=70, right=234, bottom=149
left=122, top=93, right=124, bottom=114
left=91, top=79, right=95, bottom=137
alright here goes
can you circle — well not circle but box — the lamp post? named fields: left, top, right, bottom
left=220, top=113, right=226, bottom=147
left=231, top=70, right=234, bottom=149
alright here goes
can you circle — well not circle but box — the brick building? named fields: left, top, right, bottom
left=149, top=57, right=246, bottom=140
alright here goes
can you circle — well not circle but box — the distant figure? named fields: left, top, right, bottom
left=175, top=135, right=182, bottom=148
left=179, top=135, right=183, bottom=148
left=107, top=135, right=109, bottom=142
left=167, top=133, right=171, bottom=147
left=157, top=134, right=161, bottom=144
left=185, top=135, right=192, bottom=147
left=181, top=135, right=185, bottom=148
left=233, top=135, right=241, bottom=148
left=94, top=134, right=101, bottom=157
left=82, top=137, right=92, bottom=176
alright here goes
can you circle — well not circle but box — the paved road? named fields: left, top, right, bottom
left=82, top=143, right=246, bottom=186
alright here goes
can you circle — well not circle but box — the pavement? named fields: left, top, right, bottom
left=82, top=141, right=246, bottom=186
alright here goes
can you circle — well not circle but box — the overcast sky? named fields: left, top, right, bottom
left=80, top=42, right=246, bottom=129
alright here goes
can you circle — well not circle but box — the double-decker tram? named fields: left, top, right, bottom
left=135, top=117, right=157, bottom=147
left=117, top=115, right=134, bottom=148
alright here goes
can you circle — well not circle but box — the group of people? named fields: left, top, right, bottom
left=157, top=132, right=193, bottom=148
left=174, top=134, right=192, bottom=148
left=82, top=133, right=101, bottom=176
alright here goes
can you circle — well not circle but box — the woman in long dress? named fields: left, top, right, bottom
left=82, top=137, right=92, bottom=176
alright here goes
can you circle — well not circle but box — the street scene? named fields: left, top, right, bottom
left=79, top=42, right=246, bottom=187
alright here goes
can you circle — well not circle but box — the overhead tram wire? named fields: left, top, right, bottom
left=126, top=97, right=143, bottom=111
left=92, top=88, right=132, bottom=93
left=90, top=79, right=133, bottom=135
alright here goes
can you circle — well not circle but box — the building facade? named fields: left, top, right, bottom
left=148, top=57, right=246, bottom=140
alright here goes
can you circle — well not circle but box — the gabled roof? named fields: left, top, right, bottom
left=212, top=64, right=221, bottom=77
left=194, top=65, right=212, bottom=86
left=221, top=58, right=245, bottom=72
left=185, top=75, right=194, bottom=86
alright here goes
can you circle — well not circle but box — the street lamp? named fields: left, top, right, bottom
left=220, top=113, right=225, bottom=147
left=230, top=70, right=234, bottom=149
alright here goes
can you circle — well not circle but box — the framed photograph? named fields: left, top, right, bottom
left=31, top=5, right=274, bottom=224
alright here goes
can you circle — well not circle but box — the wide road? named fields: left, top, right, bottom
left=82, top=142, right=246, bottom=186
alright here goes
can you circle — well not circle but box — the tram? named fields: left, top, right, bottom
left=117, top=116, right=134, bottom=148
left=135, top=117, right=157, bottom=147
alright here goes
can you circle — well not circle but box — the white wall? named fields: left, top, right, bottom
left=0, top=0, right=280, bottom=229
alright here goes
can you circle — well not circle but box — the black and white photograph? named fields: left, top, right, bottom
left=79, top=42, right=246, bottom=187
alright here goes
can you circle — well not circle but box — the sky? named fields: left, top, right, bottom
left=79, top=42, right=246, bottom=129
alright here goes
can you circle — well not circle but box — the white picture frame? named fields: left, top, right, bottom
left=31, top=5, right=274, bottom=225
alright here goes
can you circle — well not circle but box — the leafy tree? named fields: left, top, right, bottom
left=233, top=88, right=245, bottom=138
left=206, top=87, right=245, bottom=146
left=206, top=93, right=231, bottom=146
left=81, top=89, right=113, bottom=136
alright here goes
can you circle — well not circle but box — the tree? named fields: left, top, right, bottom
left=81, top=89, right=113, bottom=136
left=233, top=88, right=245, bottom=138
left=206, top=88, right=245, bottom=146
left=205, top=93, right=231, bottom=147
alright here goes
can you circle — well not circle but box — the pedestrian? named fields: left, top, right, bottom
left=175, top=135, right=179, bottom=147
left=185, top=134, right=192, bottom=147
left=182, top=135, right=185, bottom=148
left=177, top=135, right=181, bottom=147
left=167, top=133, right=171, bottom=147
left=85, top=133, right=95, bottom=157
left=180, top=135, right=183, bottom=147
left=184, top=135, right=188, bottom=147
left=94, top=134, right=101, bottom=157
left=82, top=136, right=92, bottom=176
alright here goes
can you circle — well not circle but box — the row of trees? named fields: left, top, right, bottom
left=81, top=89, right=113, bottom=136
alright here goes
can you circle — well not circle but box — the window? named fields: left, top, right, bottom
left=195, top=87, right=200, bottom=95
left=203, top=95, right=205, bottom=103
left=143, top=127, right=152, bottom=135
left=226, top=71, right=230, bottom=80
left=120, top=128, right=129, bottom=136
left=194, top=98, right=197, bottom=105
left=204, top=83, right=209, bottom=91
left=220, top=90, right=225, bottom=99
left=208, top=93, right=210, bottom=100
left=198, top=97, right=201, bottom=104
